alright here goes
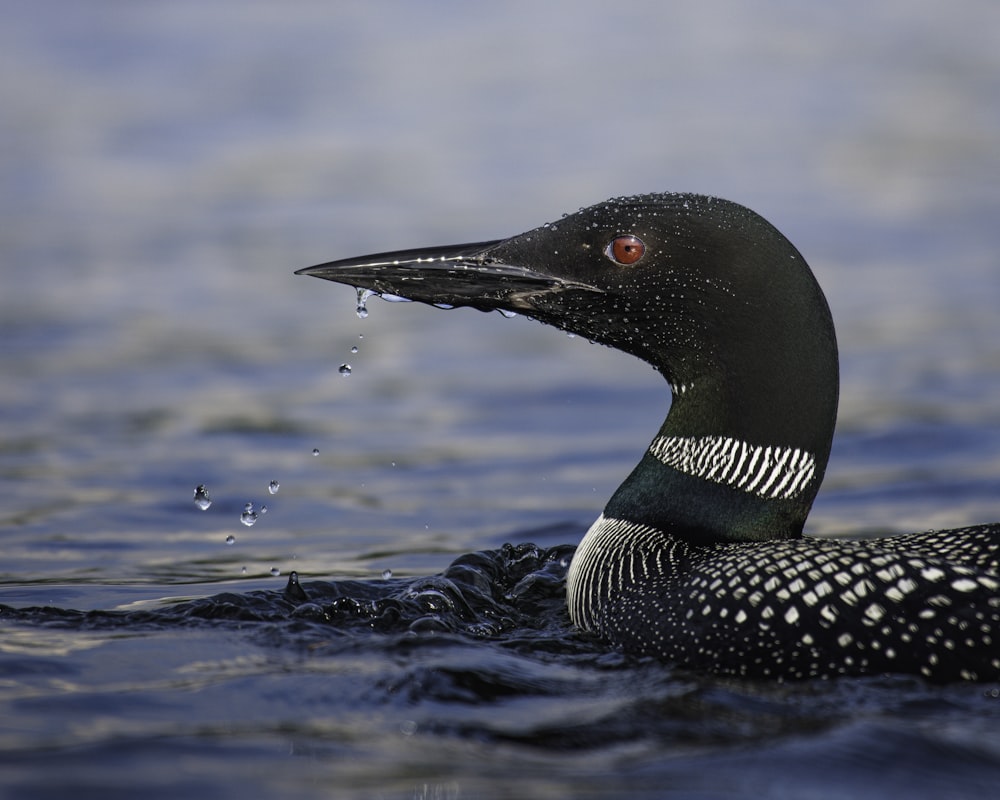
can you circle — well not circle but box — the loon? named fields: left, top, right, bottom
left=297, top=193, right=1000, bottom=682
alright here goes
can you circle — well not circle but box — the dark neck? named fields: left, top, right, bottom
left=605, top=438, right=818, bottom=544
left=606, top=288, right=839, bottom=544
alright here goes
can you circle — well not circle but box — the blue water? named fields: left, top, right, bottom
left=2, top=2, right=1000, bottom=798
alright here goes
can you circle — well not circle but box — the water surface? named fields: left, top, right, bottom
left=2, top=2, right=1000, bottom=798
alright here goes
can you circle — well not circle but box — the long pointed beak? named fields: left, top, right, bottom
left=295, top=240, right=596, bottom=314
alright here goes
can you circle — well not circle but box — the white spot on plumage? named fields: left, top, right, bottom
left=885, top=587, right=905, bottom=603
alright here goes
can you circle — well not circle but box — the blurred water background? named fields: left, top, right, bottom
left=2, top=2, right=1000, bottom=798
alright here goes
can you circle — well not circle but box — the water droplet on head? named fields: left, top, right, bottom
left=193, top=485, right=212, bottom=510
left=381, top=568, right=393, bottom=580
left=225, top=534, right=236, bottom=545
left=338, top=363, right=352, bottom=376
left=268, top=480, right=280, bottom=495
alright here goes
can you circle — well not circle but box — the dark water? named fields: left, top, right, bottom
left=2, top=2, right=1000, bottom=798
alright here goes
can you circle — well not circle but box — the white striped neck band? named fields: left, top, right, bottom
left=649, top=435, right=816, bottom=501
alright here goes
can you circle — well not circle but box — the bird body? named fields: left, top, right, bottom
left=298, top=193, right=1000, bottom=681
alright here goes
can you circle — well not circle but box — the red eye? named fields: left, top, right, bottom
left=605, top=235, right=645, bottom=265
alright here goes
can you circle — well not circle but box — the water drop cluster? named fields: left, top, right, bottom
left=191, top=481, right=285, bottom=570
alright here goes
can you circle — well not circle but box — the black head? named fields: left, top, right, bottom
left=298, top=193, right=839, bottom=541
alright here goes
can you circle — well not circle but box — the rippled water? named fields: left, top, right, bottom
left=2, top=2, right=1000, bottom=798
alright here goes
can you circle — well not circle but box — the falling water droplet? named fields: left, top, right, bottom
left=350, top=345, right=358, bottom=354
left=312, top=448, right=320, bottom=457
left=381, top=568, right=393, bottom=580
left=240, top=503, right=258, bottom=527
left=241, top=566, right=247, bottom=575
left=193, top=485, right=212, bottom=510
left=270, top=567, right=281, bottom=577
left=268, top=480, right=279, bottom=494
left=260, top=505, right=268, bottom=515
left=338, top=363, right=352, bottom=376
left=225, top=534, right=236, bottom=545
left=355, top=288, right=372, bottom=319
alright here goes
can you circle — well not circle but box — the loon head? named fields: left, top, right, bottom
left=298, top=193, right=839, bottom=544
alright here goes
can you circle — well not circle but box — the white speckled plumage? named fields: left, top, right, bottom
left=568, top=515, right=1000, bottom=681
